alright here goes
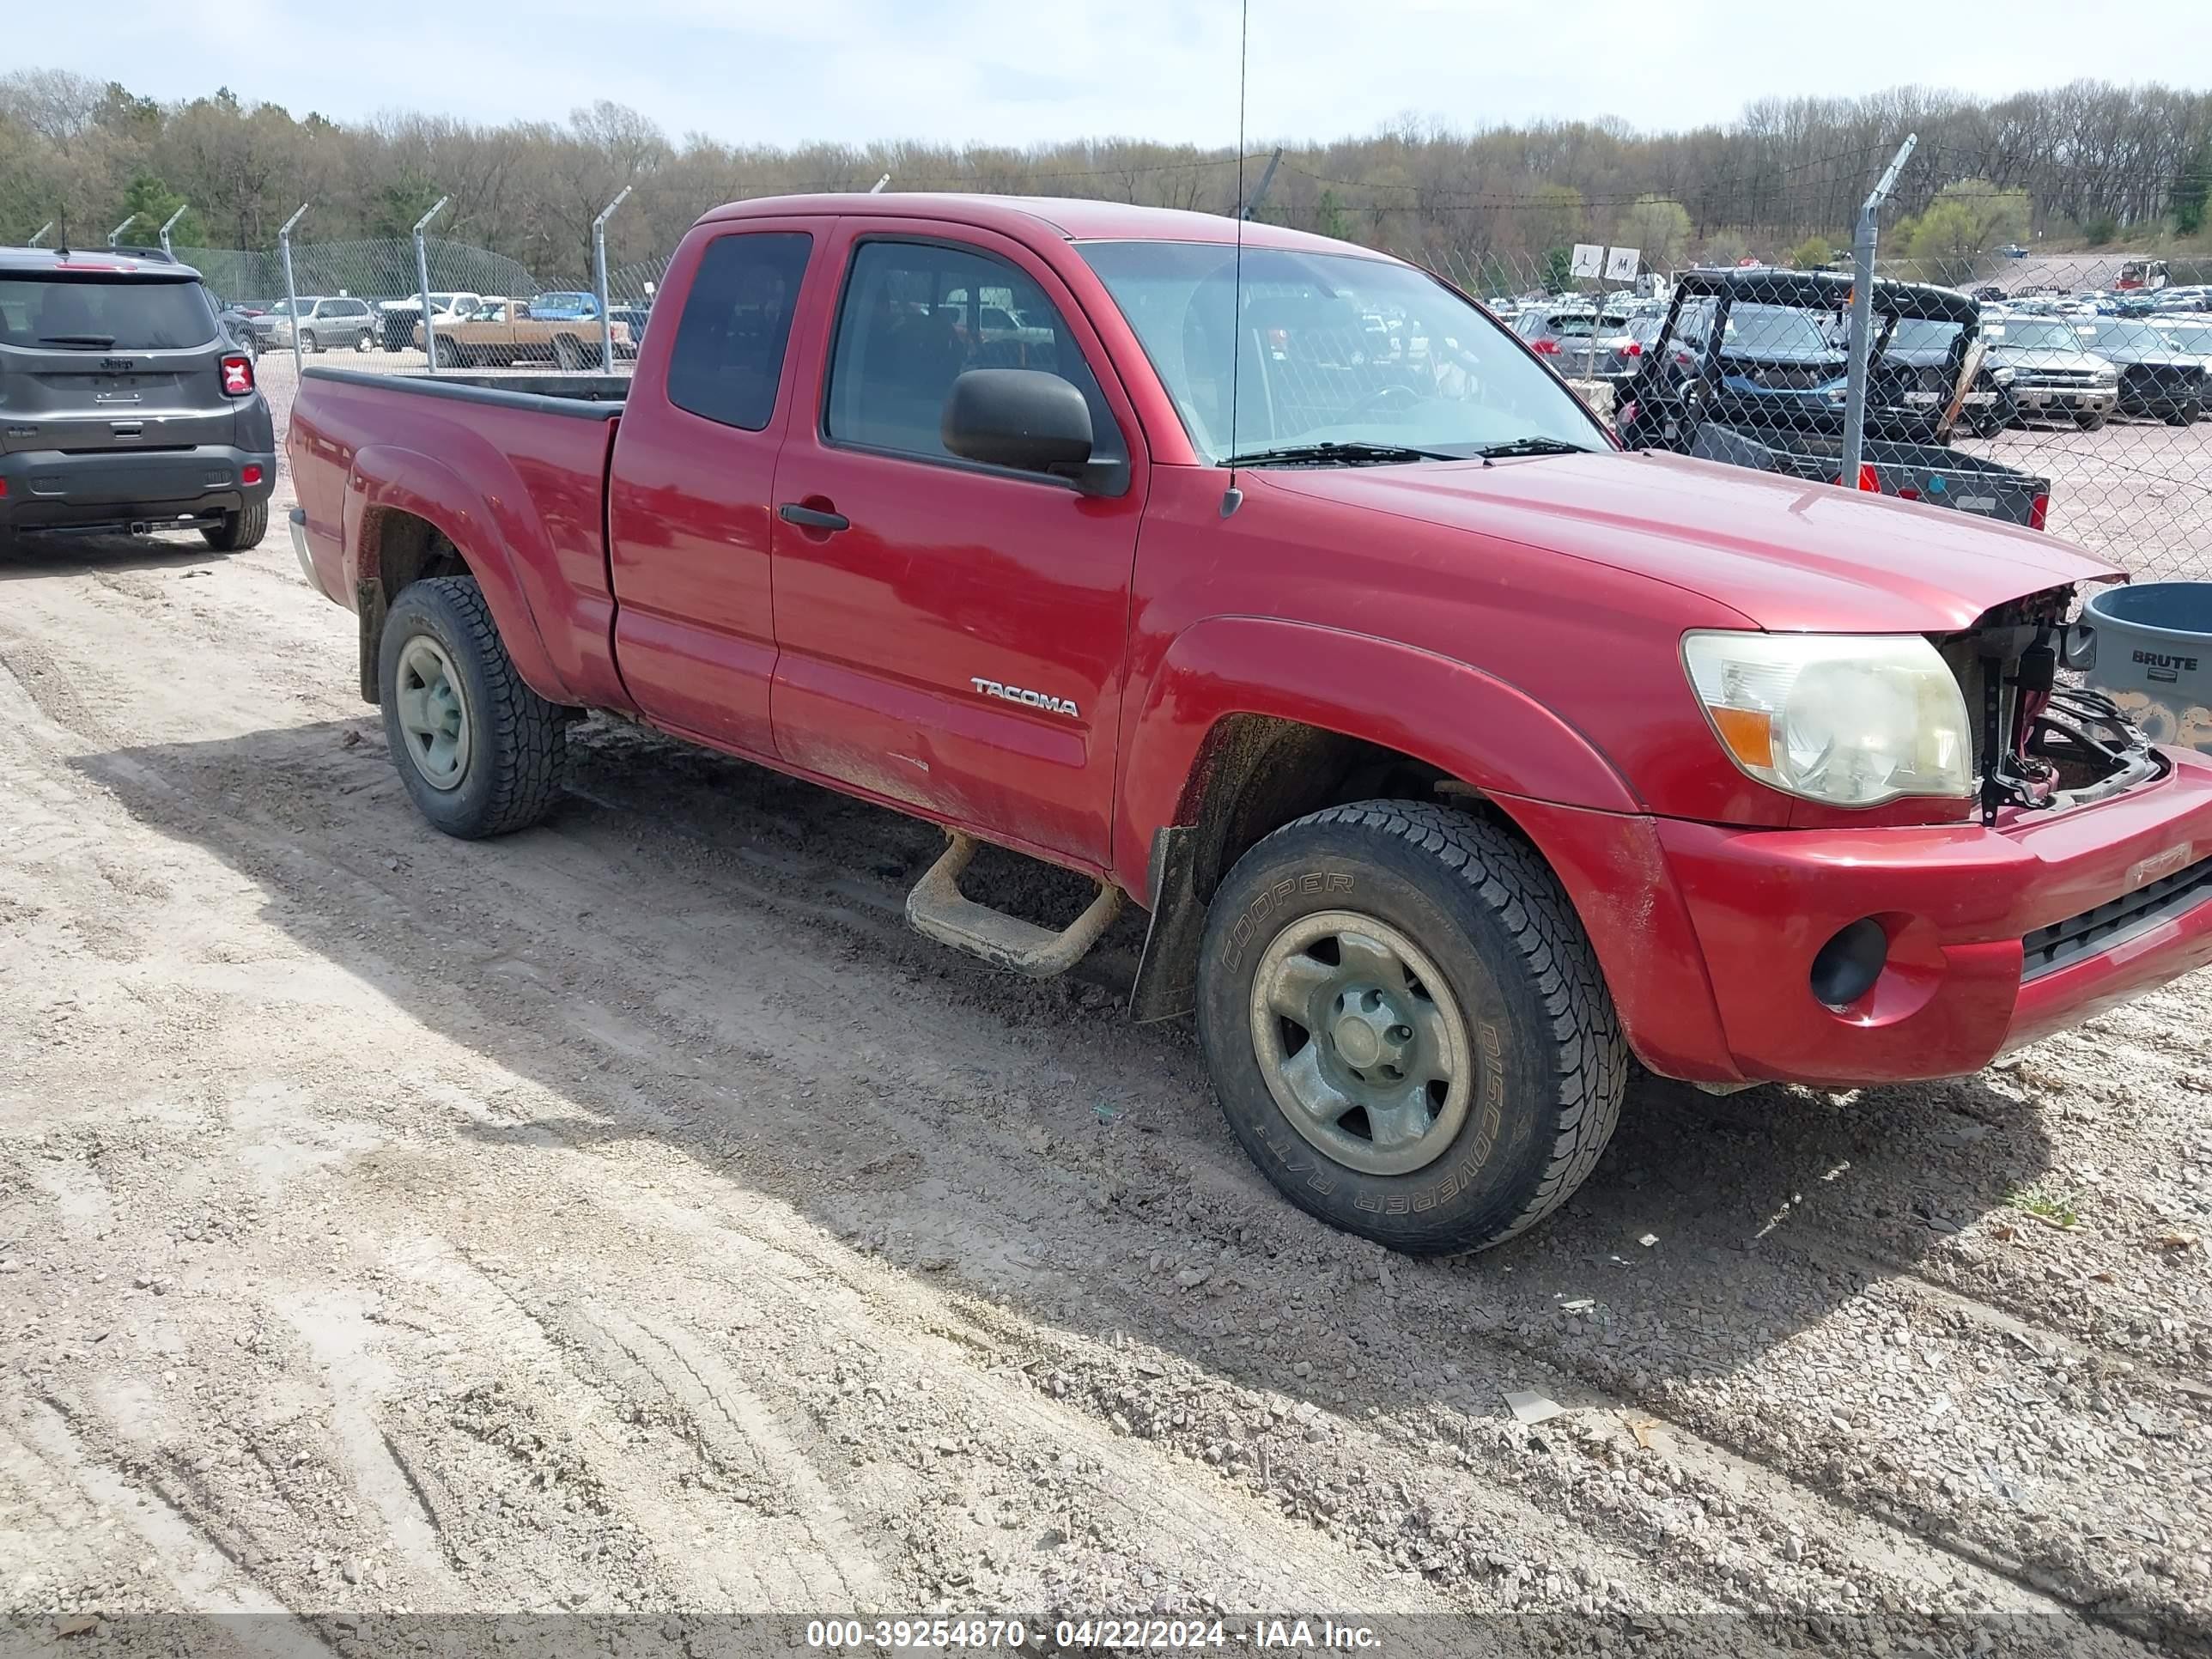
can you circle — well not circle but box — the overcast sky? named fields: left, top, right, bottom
left=39, top=0, right=2212, bottom=149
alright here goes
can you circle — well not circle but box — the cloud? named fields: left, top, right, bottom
left=38, top=0, right=2212, bottom=149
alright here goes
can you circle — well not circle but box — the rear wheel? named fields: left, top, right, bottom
left=202, top=501, right=268, bottom=552
left=2166, top=400, right=2201, bottom=426
left=378, top=575, right=566, bottom=839
left=1196, top=800, right=1626, bottom=1255
left=552, top=334, right=583, bottom=371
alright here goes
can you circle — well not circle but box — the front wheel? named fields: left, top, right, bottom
left=203, top=501, right=268, bottom=551
left=298, top=329, right=319, bottom=355
left=355, top=329, right=374, bottom=352
left=1196, top=800, right=1626, bottom=1255
left=378, top=576, right=567, bottom=839
left=2166, top=400, right=2201, bottom=427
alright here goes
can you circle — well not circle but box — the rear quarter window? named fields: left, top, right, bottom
left=665, top=231, right=814, bottom=433
left=0, top=276, right=217, bottom=349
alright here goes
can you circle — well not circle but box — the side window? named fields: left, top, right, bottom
left=825, top=240, right=1125, bottom=471
left=665, top=231, right=813, bottom=433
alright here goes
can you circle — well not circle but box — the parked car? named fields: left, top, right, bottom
left=255, top=295, right=380, bottom=353
left=524, top=289, right=601, bottom=321
left=1618, top=269, right=2048, bottom=526
left=423, top=295, right=631, bottom=369
left=2069, top=317, right=2206, bottom=423
left=1510, top=302, right=1638, bottom=380
left=1979, top=314, right=2120, bottom=429
left=216, top=301, right=264, bottom=357
left=2156, top=316, right=2212, bottom=411
left=0, top=246, right=276, bottom=553
left=1869, top=313, right=2013, bottom=437
left=378, top=292, right=483, bottom=351
left=285, top=195, right=2212, bottom=1257
left=606, top=303, right=652, bottom=357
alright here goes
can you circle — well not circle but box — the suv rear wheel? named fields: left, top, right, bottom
left=203, top=501, right=268, bottom=552
left=1197, top=800, right=1626, bottom=1255
left=378, top=576, right=566, bottom=839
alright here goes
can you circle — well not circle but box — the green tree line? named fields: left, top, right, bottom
left=2, top=68, right=2206, bottom=285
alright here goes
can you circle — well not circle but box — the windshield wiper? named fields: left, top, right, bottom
left=38, top=333, right=118, bottom=349
left=1470, top=436, right=1595, bottom=460
left=1224, top=441, right=1460, bottom=467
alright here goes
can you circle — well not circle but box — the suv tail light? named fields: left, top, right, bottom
left=1530, top=337, right=1559, bottom=354
left=1622, top=341, right=1644, bottom=357
left=220, top=355, right=255, bottom=397
left=2029, top=491, right=2050, bottom=531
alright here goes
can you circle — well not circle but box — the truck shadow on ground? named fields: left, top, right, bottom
left=0, top=537, right=226, bottom=581
left=73, top=712, right=2063, bottom=1419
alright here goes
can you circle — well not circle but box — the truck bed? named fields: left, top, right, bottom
left=301, top=367, right=628, bottom=412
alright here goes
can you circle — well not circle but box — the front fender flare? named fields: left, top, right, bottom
left=1114, top=615, right=1641, bottom=899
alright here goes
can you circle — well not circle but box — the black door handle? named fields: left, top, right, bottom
left=778, top=502, right=849, bottom=532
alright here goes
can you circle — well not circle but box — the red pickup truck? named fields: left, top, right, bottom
left=289, top=194, right=2212, bottom=1255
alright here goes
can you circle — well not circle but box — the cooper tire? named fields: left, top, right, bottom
left=378, top=575, right=565, bottom=839
left=203, top=501, right=268, bottom=551
left=1196, top=799, right=1626, bottom=1255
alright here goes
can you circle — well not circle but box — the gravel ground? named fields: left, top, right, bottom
left=1, top=404, right=2209, bottom=1657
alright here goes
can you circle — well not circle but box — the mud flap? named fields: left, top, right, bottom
left=356, top=576, right=386, bottom=704
left=1129, top=824, right=1203, bottom=1024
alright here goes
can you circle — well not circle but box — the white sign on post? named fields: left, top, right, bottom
left=1569, top=243, right=1605, bottom=280
left=1605, top=246, right=1641, bottom=283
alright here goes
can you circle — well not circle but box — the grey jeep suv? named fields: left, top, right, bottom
left=0, top=247, right=276, bottom=553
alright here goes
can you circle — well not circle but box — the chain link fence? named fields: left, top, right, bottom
left=21, top=165, right=2194, bottom=585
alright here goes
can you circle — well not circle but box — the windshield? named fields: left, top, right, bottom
left=1078, top=241, right=1607, bottom=464
left=0, top=276, right=217, bottom=349
left=1882, top=317, right=1960, bottom=353
left=1995, top=319, right=2082, bottom=351
left=2081, top=322, right=2159, bottom=352
left=1721, top=304, right=1836, bottom=356
left=2163, top=321, right=2212, bottom=350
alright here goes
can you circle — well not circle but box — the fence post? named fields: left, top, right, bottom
left=1239, top=147, right=1284, bottom=220
left=592, top=185, right=633, bottom=371
left=868, top=173, right=891, bottom=194
left=157, top=204, right=189, bottom=258
left=1841, top=134, right=1918, bottom=489
left=278, top=202, right=310, bottom=378
left=413, top=198, right=450, bottom=371
left=107, top=213, right=142, bottom=248
left=27, top=222, right=52, bottom=248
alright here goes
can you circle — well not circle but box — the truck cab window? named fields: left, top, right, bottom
left=665, top=231, right=813, bottom=432
left=825, top=240, right=1125, bottom=469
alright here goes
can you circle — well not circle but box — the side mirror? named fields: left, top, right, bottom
left=942, top=368, right=1118, bottom=493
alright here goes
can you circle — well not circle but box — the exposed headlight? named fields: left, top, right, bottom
left=1990, top=365, right=2016, bottom=385
left=1682, top=632, right=1973, bottom=806
left=2093, top=367, right=2119, bottom=385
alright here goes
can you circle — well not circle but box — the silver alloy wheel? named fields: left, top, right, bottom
left=393, top=635, right=472, bottom=791
left=1247, top=910, right=1474, bottom=1176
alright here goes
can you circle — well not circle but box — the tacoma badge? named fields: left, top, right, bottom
left=971, top=677, right=1079, bottom=719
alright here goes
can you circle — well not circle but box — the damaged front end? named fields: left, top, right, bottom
left=1936, top=585, right=2163, bottom=826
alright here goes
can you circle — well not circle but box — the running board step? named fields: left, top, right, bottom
left=906, top=833, right=1123, bottom=977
